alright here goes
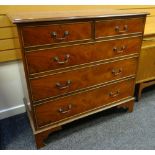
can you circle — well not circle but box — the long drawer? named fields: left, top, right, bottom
left=26, top=36, right=142, bottom=74
left=34, top=78, right=135, bottom=128
left=21, top=22, right=92, bottom=47
left=95, top=17, right=145, bottom=38
left=30, top=57, right=137, bottom=102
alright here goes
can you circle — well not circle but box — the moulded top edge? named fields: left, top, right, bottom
left=8, top=9, right=149, bottom=24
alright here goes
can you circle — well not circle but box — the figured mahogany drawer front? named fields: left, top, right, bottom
left=95, top=18, right=145, bottom=38
left=26, top=36, right=141, bottom=74
left=30, top=57, right=137, bottom=102
left=21, top=22, right=92, bottom=47
left=35, top=78, right=134, bottom=127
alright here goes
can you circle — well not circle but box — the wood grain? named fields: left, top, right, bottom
left=0, top=49, right=21, bottom=63
left=0, top=14, right=14, bottom=27
left=13, top=10, right=146, bottom=148
left=0, top=7, right=152, bottom=63
left=142, top=36, right=155, bottom=48
left=144, top=16, right=155, bottom=35
left=34, top=78, right=135, bottom=128
left=0, top=5, right=153, bottom=14
left=0, top=26, right=18, bottom=39
left=30, top=57, right=137, bottom=102
left=26, top=36, right=142, bottom=74
left=120, top=8, right=155, bottom=16
left=9, top=9, right=148, bottom=24
left=136, top=45, right=155, bottom=83
left=0, top=38, right=20, bottom=51
left=95, top=17, right=145, bottom=38
left=22, top=22, right=92, bottom=47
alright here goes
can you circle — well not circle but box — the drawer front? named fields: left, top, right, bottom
left=22, top=22, right=92, bottom=47
left=95, top=18, right=145, bottom=38
left=30, top=57, right=137, bottom=102
left=136, top=46, right=155, bottom=83
left=35, top=78, right=135, bottom=128
left=142, top=37, right=155, bottom=47
left=26, top=36, right=141, bottom=74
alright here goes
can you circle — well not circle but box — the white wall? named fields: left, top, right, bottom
left=0, top=61, right=25, bottom=120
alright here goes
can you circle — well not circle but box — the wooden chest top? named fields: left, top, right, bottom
left=9, top=9, right=148, bottom=23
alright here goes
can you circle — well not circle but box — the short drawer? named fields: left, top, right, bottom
left=26, top=36, right=141, bottom=74
left=30, top=57, right=137, bottom=102
left=34, top=78, right=135, bottom=128
left=95, top=18, right=145, bottom=38
left=21, top=22, right=92, bottom=47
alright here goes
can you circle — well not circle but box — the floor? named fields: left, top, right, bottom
left=0, top=86, right=155, bottom=150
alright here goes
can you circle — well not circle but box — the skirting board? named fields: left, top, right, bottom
left=0, top=104, right=26, bottom=120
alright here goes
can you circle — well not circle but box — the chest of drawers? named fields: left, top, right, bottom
left=10, top=10, right=148, bottom=148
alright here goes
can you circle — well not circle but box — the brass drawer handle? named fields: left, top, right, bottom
left=115, top=25, right=128, bottom=33
left=109, top=90, right=120, bottom=97
left=112, top=68, right=122, bottom=76
left=53, top=54, right=70, bottom=65
left=56, top=80, right=72, bottom=89
left=59, top=104, right=72, bottom=114
left=113, top=46, right=126, bottom=54
left=51, top=31, right=69, bottom=41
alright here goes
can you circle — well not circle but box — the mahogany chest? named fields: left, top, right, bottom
left=10, top=10, right=148, bottom=148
